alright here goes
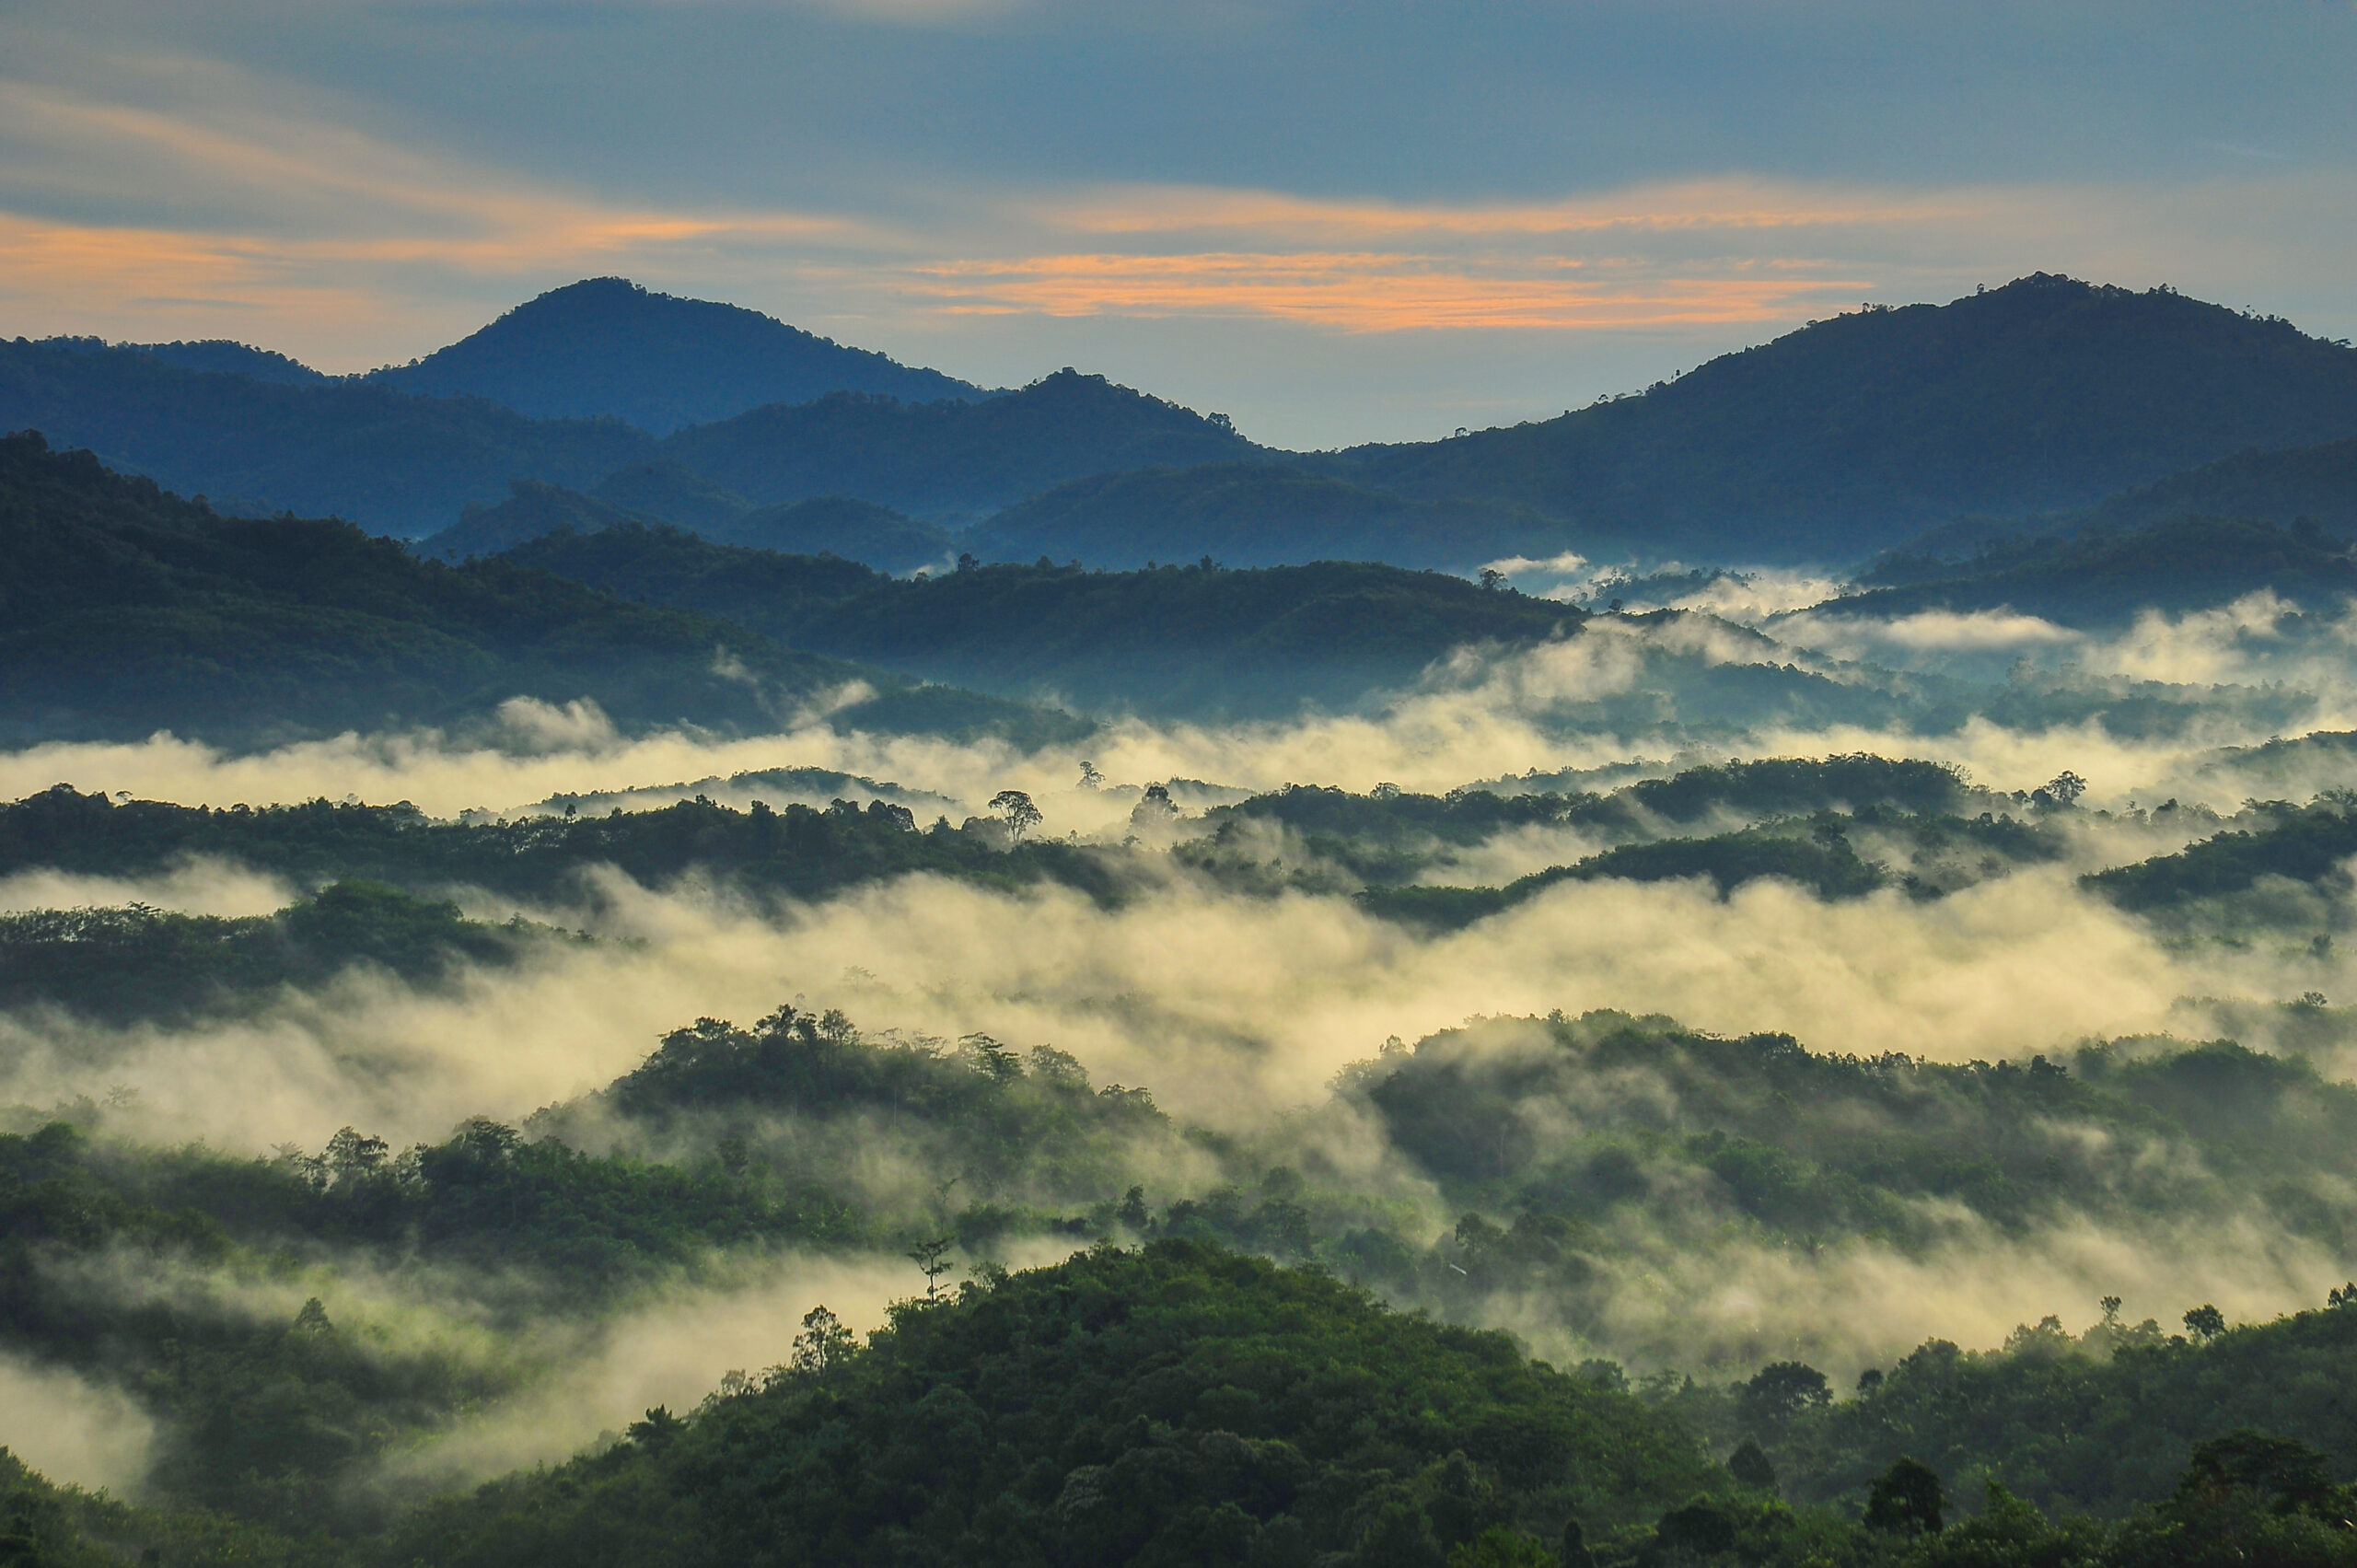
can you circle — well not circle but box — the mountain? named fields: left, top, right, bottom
left=2070, top=436, right=2357, bottom=539
left=367, top=277, right=987, bottom=433
left=971, top=460, right=1581, bottom=570
left=377, top=1241, right=1724, bottom=1568
left=587, top=457, right=752, bottom=533
left=25, top=273, right=2357, bottom=566
left=656, top=368, right=1263, bottom=519
left=419, top=480, right=952, bottom=573
left=1329, top=273, right=2357, bottom=563
left=57, top=337, right=332, bottom=387
left=501, top=524, right=1590, bottom=716
left=1825, top=513, right=2357, bottom=628
left=416, top=479, right=656, bottom=561
left=0, top=432, right=1068, bottom=748
left=0, top=336, right=653, bottom=533
left=722, top=494, right=955, bottom=571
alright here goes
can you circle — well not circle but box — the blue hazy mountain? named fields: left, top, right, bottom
left=366, top=277, right=988, bottom=433
left=1325, top=273, right=2357, bottom=563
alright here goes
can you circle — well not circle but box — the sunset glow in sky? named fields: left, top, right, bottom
left=6, top=1, right=2353, bottom=446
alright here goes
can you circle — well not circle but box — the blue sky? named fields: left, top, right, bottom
left=3, top=0, right=2352, bottom=446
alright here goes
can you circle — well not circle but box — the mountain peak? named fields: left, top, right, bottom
left=368, top=278, right=989, bottom=434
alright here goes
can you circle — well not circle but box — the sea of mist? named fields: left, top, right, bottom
left=7, top=591, right=2357, bottom=1490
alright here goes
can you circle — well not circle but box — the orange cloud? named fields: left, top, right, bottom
left=1042, top=180, right=1984, bottom=244
left=906, top=250, right=1870, bottom=331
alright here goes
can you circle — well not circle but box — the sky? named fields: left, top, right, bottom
left=3, top=0, right=2354, bottom=448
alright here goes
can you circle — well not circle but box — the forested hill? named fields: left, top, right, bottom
left=656, top=367, right=1261, bottom=518
left=1326, top=273, right=2357, bottom=563
left=424, top=479, right=955, bottom=573
left=0, top=336, right=654, bottom=533
left=2065, top=436, right=2357, bottom=539
left=0, top=434, right=1068, bottom=747
left=1824, top=514, right=2357, bottom=628
left=970, top=461, right=1577, bottom=570
left=367, top=277, right=987, bottom=433
left=384, top=1241, right=1724, bottom=1568
left=420, top=479, right=655, bottom=561
left=501, top=524, right=1590, bottom=716
left=96, top=337, right=331, bottom=386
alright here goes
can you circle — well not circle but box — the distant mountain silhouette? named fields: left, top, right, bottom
left=501, top=524, right=1594, bottom=718
left=367, top=278, right=986, bottom=433
left=0, top=338, right=652, bottom=534
left=417, top=480, right=655, bottom=561
left=970, top=461, right=1579, bottom=570
left=47, top=338, right=331, bottom=387
left=657, top=368, right=1263, bottom=519
left=588, top=458, right=751, bottom=533
left=2069, top=436, right=2357, bottom=539
left=16, top=273, right=2357, bottom=564
left=1828, top=514, right=2357, bottom=629
left=722, top=495, right=954, bottom=573
left=0, top=431, right=1025, bottom=747
left=421, top=477, right=955, bottom=575
left=1328, top=273, right=2357, bottom=563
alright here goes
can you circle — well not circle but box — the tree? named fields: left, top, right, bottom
left=1445, top=1526, right=1552, bottom=1567
left=1479, top=568, right=1505, bottom=592
left=1727, top=1438, right=1778, bottom=1492
left=2184, top=1303, right=2227, bottom=1341
left=2175, top=1429, right=2336, bottom=1515
left=1654, top=1501, right=1736, bottom=1557
left=787, top=1304, right=857, bottom=1379
left=988, top=789, right=1041, bottom=843
left=1560, top=1517, right=1596, bottom=1568
left=1736, top=1360, right=1831, bottom=1433
left=1864, top=1457, right=1945, bottom=1536
left=908, top=1235, right=956, bottom=1300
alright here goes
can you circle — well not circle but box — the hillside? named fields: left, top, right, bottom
left=971, top=460, right=1577, bottom=570
left=656, top=368, right=1262, bottom=518
left=588, top=458, right=752, bottom=532
left=23, top=275, right=2357, bottom=564
left=502, top=526, right=1592, bottom=716
left=2071, top=436, right=2357, bottom=538
left=0, top=433, right=1063, bottom=746
left=382, top=1241, right=1725, bottom=1568
left=0, top=337, right=653, bottom=533
left=369, top=277, right=986, bottom=432
left=417, top=479, right=656, bottom=560
left=1826, top=514, right=2357, bottom=627
left=0, top=786, right=1116, bottom=943
left=1332, top=274, right=2357, bottom=563
left=102, top=338, right=331, bottom=386
left=723, top=494, right=955, bottom=571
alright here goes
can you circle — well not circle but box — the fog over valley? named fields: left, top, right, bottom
left=8, top=13, right=2357, bottom=1555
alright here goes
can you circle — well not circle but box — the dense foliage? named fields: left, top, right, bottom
left=501, top=531, right=1592, bottom=717
left=0, top=433, right=1079, bottom=745
left=0, top=786, right=1117, bottom=920
left=2085, top=794, right=2357, bottom=910
left=0, top=880, right=552, bottom=1023
left=381, top=1241, right=1727, bottom=1568
left=1166, top=762, right=2060, bottom=917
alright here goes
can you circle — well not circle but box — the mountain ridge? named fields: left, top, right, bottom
left=366, top=277, right=989, bottom=433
